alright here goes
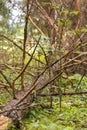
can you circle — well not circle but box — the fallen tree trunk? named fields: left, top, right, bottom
left=0, top=87, right=34, bottom=129
left=0, top=71, right=61, bottom=129
left=0, top=73, right=50, bottom=129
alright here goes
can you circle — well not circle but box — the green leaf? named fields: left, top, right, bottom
left=70, top=11, right=79, bottom=15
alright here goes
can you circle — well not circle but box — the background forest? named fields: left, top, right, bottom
left=0, top=0, right=87, bottom=130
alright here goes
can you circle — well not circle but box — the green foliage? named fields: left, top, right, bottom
left=0, top=89, right=11, bottom=105
left=41, top=2, right=51, bottom=6
left=68, top=74, right=87, bottom=91
left=0, top=0, right=9, bottom=17
left=69, top=11, right=79, bottom=16
left=22, top=94, right=87, bottom=130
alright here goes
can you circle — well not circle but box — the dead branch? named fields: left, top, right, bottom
left=37, top=91, right=87, bottom=97
left=29, top=16, right=45, bottom=36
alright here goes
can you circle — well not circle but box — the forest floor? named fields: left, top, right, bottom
left=22, top=95, right=87, bottom=130
left=0, top=89, right=87, bottom=130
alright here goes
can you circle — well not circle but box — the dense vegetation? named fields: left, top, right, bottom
left=0, top=0, right=87, bottom=130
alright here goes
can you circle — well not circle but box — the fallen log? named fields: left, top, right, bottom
left=0, top=70, right=58, bottom=129
left=0, top=87, right=34, bottom=129
left=0, top=74, right=49, bottom=129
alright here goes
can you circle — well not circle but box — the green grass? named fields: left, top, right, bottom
left=23, top=95, right=87, bottom=130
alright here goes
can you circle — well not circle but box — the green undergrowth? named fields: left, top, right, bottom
left=21, top=95, right=87, bottom=130
left=0, top=89, right=11, bottom=106
left=0, top=74, right=87, bottom=130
